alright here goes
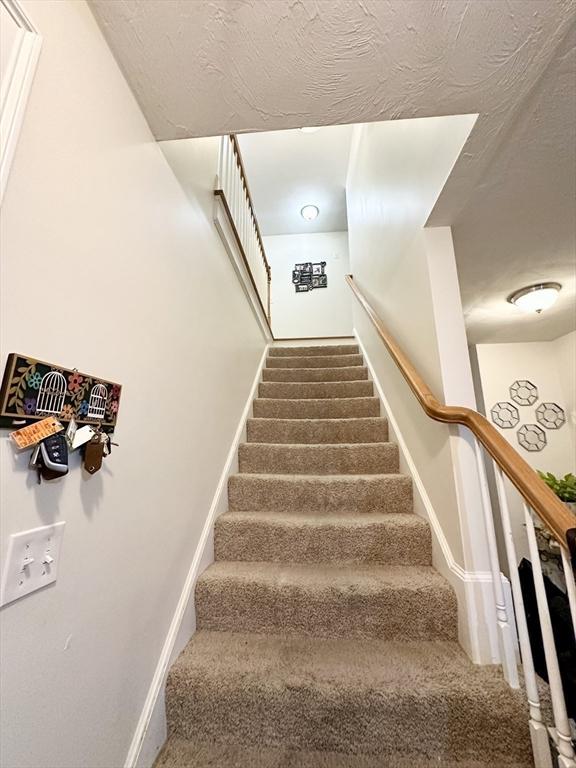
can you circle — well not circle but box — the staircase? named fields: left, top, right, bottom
left=156, top=344, right=533, bottom=768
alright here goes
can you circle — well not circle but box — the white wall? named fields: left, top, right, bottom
left=237, top=127, right=352, bottom=236
left=554, top=330, right=576, bottom=435
left=0, top=3, right=266, bottom=768
left=263, top=231, right=353, bottom=339
left=346, top=116, right=510, bottom=664
left=473, top=331, right=576, bottom=562
left=346, top=117, right=477, bottom=565
left=159, top=136, right=272, bottom=341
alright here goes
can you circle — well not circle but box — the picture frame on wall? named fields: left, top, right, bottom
left=292, top=261, right=327, bottom=293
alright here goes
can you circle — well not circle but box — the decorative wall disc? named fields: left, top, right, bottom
left=517, top=424, right=547, bottom=452
left=536, top=402, right=565, bottom=430
left=490, top=401, right=520, bottom=429
left=509, top=380, right=538, bottom=406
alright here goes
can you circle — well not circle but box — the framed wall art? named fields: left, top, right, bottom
left=292, top=261, right=327, bottom=293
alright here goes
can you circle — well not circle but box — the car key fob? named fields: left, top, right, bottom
left=39, top=434, right=69, bottom=479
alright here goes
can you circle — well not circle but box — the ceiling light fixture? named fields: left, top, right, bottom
left=300, top=127, right=321, bottom=134
left=301, top=204, right=319, bottom=221
left=507, top=283, right=561, bottom=314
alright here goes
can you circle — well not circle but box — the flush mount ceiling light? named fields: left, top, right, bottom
left=300, top=127, right=321, bottom=133
left=301, top=204, right=319, bottom=221
left=507, top=283, right=561, bottom=314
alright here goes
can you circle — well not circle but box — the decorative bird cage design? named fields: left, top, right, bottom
left=0, top=353, right=122, bottom=429
left=87, top=383, right=108, bottom=420
left=36, top=371, right=67, bottom=416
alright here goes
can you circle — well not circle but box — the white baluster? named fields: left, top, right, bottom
left=254, top=222, right=259, bottom=278
left=559, top=547, right=576, bottom=641
left=235, top=168, right=242, bottom=235
left=474, top=441, right=519, bottom=687
left=220, top=136, right=225, bottom=190
left=493, top=466, right=553, bottom=767
left=524, top=503, right=576, bottom=767
left=244, top=193, right=250, bottom=252
left=242, top=189, right=248, bottom=251
left=217, top=135, right=224, bottom=189
left=230, top=142, right=238, bottom=222
left=223, top=136, right=231, bottom=193
left=238, top=180, right=243, bottom=245
left=250, top=223, right=256, bottom=275
left=226, top=137, right=234, bottom=203
left=239, top=191, right=244, bottom=249
left=230, top=159, right=237, bottom=226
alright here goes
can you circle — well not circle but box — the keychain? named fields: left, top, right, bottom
left=83, top=431, right=105, bottom=475
left=82, top=428, right=117, bottom=474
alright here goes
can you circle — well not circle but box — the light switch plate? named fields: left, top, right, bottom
left=1, top=522, right=65, bottom=606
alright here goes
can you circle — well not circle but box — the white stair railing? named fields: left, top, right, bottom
left=346, top=274, right=576, bottom=768
left=216, top=134, right=271, bottom=326
left=494, top=467, right=553, bottom=767
left=492, top=466, right=575, bottom=767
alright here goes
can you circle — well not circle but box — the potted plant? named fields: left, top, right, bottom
left=538, top=471, right=576, bottom=513
left=533, top=472, right=576, bottom=588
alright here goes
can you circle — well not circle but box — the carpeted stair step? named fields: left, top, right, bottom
left=155, top=736, right=532, bottom=768
left=159, top=339, right=533, bottom=766
left=258, top=380, right=373, bottom=400
left=214, top=510, right=431, bottom=565
left=262, top=365, right=368, bottom=382
left=269, top=344, right=359, bottom=357
left=228, top=473, right=412, bottom=514
left=246, top=417, right=388, bottom=444
left=238, top=442, right=398, bottom=474
left=195, top=561, right=457, bottom=640
left=253, top=397, right=379, bottom=419
left=266, top=354, right=364, bottom=369
left=165, top=631, right=531, bottom=763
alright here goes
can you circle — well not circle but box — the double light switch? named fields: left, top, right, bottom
left=1, top=522, right=65, bottom=606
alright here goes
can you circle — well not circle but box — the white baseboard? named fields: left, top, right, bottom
left=124, top=344, right=270, bottom=768
left=354, top=329, right=513, bottom=665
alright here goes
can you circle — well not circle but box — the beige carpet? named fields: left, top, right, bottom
left=157, top=344, right=533, bottom=767
left=155, top=736, right=532, bottom=768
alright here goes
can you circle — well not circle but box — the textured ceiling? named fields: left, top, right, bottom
left=237, top=126, right=352, bottom=235
left=89, top=0, right=576, bottom=342
left=452, top=23, right=576, bottom=343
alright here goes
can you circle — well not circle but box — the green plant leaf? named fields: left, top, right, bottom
left=539, top=470, right=576, bottom=501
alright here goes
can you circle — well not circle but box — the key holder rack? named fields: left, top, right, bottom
left=0, top=353, right=121, bottom=433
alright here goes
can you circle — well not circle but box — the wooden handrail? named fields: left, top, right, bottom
left=230, top=134, right=272, bottom=281
left=346, top=274, right=576, bottom=558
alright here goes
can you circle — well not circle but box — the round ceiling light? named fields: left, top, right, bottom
left=301, top=204, right=319, bottom=221
left=507, top=283, right=561, bottom=314
left=300, top=127, right=321, bottom=134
